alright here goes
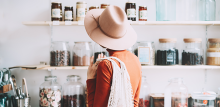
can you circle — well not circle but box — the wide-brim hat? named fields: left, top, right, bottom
left=84, top=5, right=137, bottom=50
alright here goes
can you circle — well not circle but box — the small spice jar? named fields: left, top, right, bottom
left=64, top=6, right=73, bottom=21
left=51, top=2, right=62, bottom=21
left=134, top=42, right=155, bottom=65
left=125, top=2, right=136, bottom=21
left=157, top=38, right=179, bottom=65
left=89, top=6, right=99, bottom=10
left=76, top=1, right=87, bottom=21
left=207, top=38, right=220, bottom=65
left=139, top=6, right=147, bottom=21
left=182, top=38, right=203, bottom=65
left=101, top=4, right=110, bottom=9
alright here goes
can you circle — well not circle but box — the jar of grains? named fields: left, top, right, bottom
left=76, top=1, right=87, bottom=21
left=51, top=2, right=62, bottom=21
left=207, top=38, right=220, bottom=65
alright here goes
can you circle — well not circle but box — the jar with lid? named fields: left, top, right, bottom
left=39, top=76, right=62, bottom=107
left=150, top=93, right=164, bottom=107
left=207, top=38, right=220, bottom=65
left=157, top=39, right=179, bottom=65
left=139, top=6, right=147, bottom=21
left=205, top=0, right=216, bottom=21
left=155, top=0, right=176, bottom=21
left=63, top=75, right=84, bottom=107
left=73, top=42, right=92, bottom=66
left=198, top=0, right=206, bottom=21
left=139, top=76, right=151, bottom=107
left=125, top=2, right=136, bottom=21
left=182, top=38, right=203, bottom=65
left=134, top=42, right=155, bottom=65
left=64, top=6, right=73, bottom=21
left=51, top=2, right=62, bottom=21
left=164, top=78, right=188, bottom=107
left=89, top=6, right=99, bottom=11
left=101, top=4, right=110, bottom=9
left=76, top=1, right=87, bottom=21
left=192, top=91, right=216, bottom=107
left=93, top=43, right=109, bottom=63
left=216, top=88, right=220, bottom=107
left=50, top=41, right=70, bottom=66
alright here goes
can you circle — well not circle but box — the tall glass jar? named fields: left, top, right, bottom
left=157, top=39, right=179, bottom=65
left=50, top=41, right=70, bottom=66
left=198, top=0, right=206, bottom=21
left=207, top=38, right=220, bottom=65
left=176, top=0, right=197, bottom=21
left=156, top=0, right=176, bottom=21
left=205, top=0, right=216, bottom=21
left=39, top=76, right=62, bottom=107
left=63, top=75, right=84, bottom=107
left=192, top=91, right=216, bottom=107
left=164, top=78, right=188, bottom=107
left=73, top=42, right=92, bottom=66
left=139, top=76, right=151, bottom=107
left=182, top=38, right=203, bottom=65
left=93, top=43, right=109, bottom=63
left=134, top=42, right=155, bottom=65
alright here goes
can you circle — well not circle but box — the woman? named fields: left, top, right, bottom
left=84, top=5, right=142, bottom=107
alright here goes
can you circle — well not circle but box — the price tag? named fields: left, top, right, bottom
left=53, top=21, right=60, bottom=25
left=65, top=21, right=72, bottom=25
left=78, top=21, right=84, bottom=25
left=138, top=21, right=145, bottom=25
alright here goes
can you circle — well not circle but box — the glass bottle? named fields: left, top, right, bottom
left=139, top=76, right=151, bottom=107
left=50, top=41, right=70, bottom=66
left=63, top=75, right=85, bottom=107
left=39, top=76, right=62, bottom=107
left=155, top=0, right=176, bottom=21
left=164, top=78, right=188, bottom=107
left=93, top=43, right=109, bottom=63
left=198, top=0, right=206, bottom=21
left=205, top=0, right=216, bottom=21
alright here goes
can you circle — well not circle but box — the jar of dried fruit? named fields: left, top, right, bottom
left=139, top=76, right=151, bottom=107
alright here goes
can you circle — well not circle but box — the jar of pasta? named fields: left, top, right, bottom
left=207, top=38, right=220, bottom=65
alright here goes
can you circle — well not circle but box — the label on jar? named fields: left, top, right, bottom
left=138, top=47, right=150, bottom=64
left=207, top=52, right=220, bottom=57
left=65, top=11, right=73, bottom=19
left=127, top=9, right=136, bottom=18
left=77, top=8, right=86, bottom=17
left=167, top=52, right=174, bottom=62
left=4, top=74, right=8, bottom=82
left=139, top=10, right=147, bottom=19
left=52, top=9, right=61, bottom=18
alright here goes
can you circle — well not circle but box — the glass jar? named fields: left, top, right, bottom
left=39, top=76, right=62, bottom=107
left=51, top=2, right=62, bottom=21
left=157, top=39, right=179, bottom=65
left=0, top=93, right=10, bottom=107
left=134, top=42, right=155, bottom=65
left=101, top=4, right=110, bottom=9
left=73, top=42, right=92, bottom=66
left=93, top=43, right=109, bottom=63
left=207, top=38, right=220, bottom=65
left=139, top=76, right=151, bottom=107
left=155, top=0, right=176, bottom=21
left=176, top=0, right=197, bottom=21
left=164, top=78, right=188, bottom=107
left=63, top=75, right=84, bottom=107
left=50, top=41, right=70, bottom=66
left=150, top=93, right=164, bottom=107
left=198, top=0, right=206, bottom=21
left=85, top=86, right=88, bottom=107
left=89, top=6, right=99, bottom=10
left=125, top=2, right=136, bottom=21
left=182, top=38, right=203, bottom=65
left=217, top=88, right=220, bottom=107
left=192, top=91, right=216, bottom=107
left=64, top=6, right=73, bottom=21
left=76, top=1, right=87, bottom=21
left=139, top=6, right=147, bottom=21
left=205, top=0, right=216, bottom=21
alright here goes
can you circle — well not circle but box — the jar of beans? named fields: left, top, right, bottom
left=63, top=75, right=85, bottom=107
left=182, top=38, right=203, bottom=65
left=39, top=76, right=62, bottom=107
left=139, top=76, right=151, bottom=107
left=50, top=41, right=70, bottom=66
left=157, top=38, right=179, bottom=65
left=207, top=38, right=220, bottom=65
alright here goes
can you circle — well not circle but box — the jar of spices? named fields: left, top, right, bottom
left=76, top=1, right=87, bottom=21
left=73, top=42, right=92, bottom=66
left=50, top=41, right=70, bottom=66
left=182, top=38, right=203, bottom=65
left=157, top=38, right=179, bottom=65
left=63, top=75, right=85, bottom=107
left=89, top=6, right=99, bottom=11
left=139, top=76, right=151, bottom=107
left=101, top=4, right=110, bottom=9
left=207, top=38, right=220, bottom=65
left=39, top=76, right=62, bottom=107
left=134, top=42, right=155, bottom=65
left=139, top=6, right=147, bottom=21
left=64, top=6, right=73, bottom=21
left=125, top=2, right=136, bottom=21
left=93, top=43, right=109, bottom=63
left=192, top=91, right=216, bottom=107
left=51, top=2, right=62, bottom=21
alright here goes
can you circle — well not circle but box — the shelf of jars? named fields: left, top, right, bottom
left=22, top=21, right=220, bottom=26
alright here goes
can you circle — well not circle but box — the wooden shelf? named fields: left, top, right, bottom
left=22, top=21, right=220, bottom=26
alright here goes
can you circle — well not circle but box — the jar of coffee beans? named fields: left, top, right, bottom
left=50, top=41, right=70, bottom=66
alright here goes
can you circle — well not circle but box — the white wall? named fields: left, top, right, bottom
left=0, top=0, right=220, bottom=106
